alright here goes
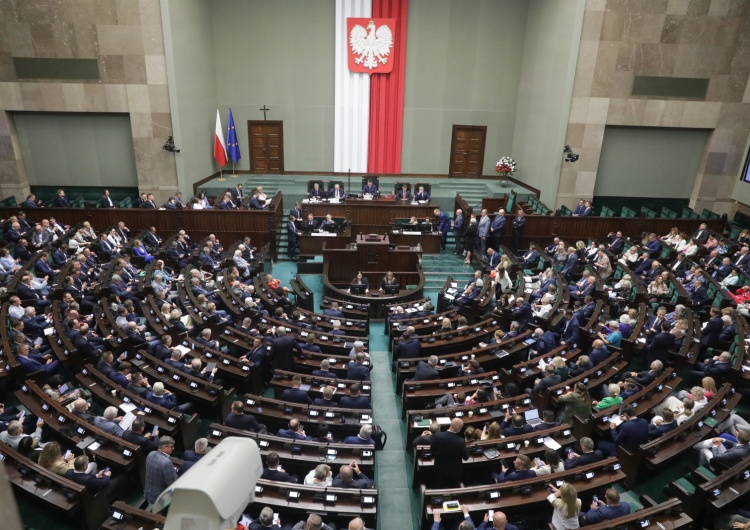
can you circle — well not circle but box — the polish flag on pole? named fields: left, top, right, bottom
left=213, top=109, right=227, bottom=167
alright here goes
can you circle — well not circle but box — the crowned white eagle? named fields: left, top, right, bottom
left=349, top=20, right=393, bottom=70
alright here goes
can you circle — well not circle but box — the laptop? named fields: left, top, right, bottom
left=524, top=408, right=542, bottom=427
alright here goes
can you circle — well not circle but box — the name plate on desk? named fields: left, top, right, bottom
left=311, top=232, right=337, bottom=237
left=402, top=231, right=421, bottom=235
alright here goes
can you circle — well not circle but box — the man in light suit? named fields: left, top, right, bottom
left=733, top=246, right=750, bottom=271
left=477, top=209, right=490, bottom=254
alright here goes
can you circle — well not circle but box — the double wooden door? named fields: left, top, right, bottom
left=449, top=125, right=487, bottom=177
left=248, top=120, right=284, bottom=173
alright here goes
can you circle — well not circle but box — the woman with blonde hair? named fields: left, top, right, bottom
left=481, top=421, right=502, bottom=441
left=592, top=384, right=622, bottom=411
left=548, top=482, right=581, bottom=529
left=439, top=317, right=452, bottom=331
left=39, top=442, right=97, bottom=476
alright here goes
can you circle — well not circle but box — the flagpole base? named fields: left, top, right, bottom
left=216, top=177, right=226, bottom=182
left=229, top=174, right=238, bottom=178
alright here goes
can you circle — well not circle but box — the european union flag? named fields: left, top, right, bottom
left=226, top=108, right=241, bottom=164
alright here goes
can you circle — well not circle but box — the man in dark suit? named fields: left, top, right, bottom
left=231, top=184, right=244, bottom=204
left=732, top=246, right=750, bottom=271
left=691, top=279, right=710, bottom=307
left=346, top=352, right=371, bottom=381
left=529, top=364, right=562, bottom=395
left=261, top=452, right=297, bottom=483
left=691, top=351, right=733, bottom=382
left=500, top=412, right=533, bottom=437
left=395, top=328, right=421, bottom=359
left=66, top=455, right=123, bottom=502
left=434, top=207, right=451, bottom=251
left=312, top=387, right=337, bottom=408
left=225, top=400, right=265, bottom=432
left=599, top=406, right=649, bottom=456
left=270, top=328, right=301, bottom=372
left=281, top=376, right=313, bottom=405
left=309, top=182, right=324, bottom=198
left=339, top=383, right=371, bottom=409
left=533, top=328, right=560, bottom=357
left=414, top=186, right=430, bottom=202
left=669, top=253, right=691, bottom=277
left=611, top=360, right=663, bottom=393
left=248, top=192, right=265, bottom=210
left=648, top=408, right=678, bottom=440
left=412, top=356, right=440, bottom=381
left=511, top=298, right=534, bottom=330
left=323, top=301, right=344, bottom=317
left=396, top=184, right=412, bottom=201
left=430, top=418, right=469, bottom=488
left=692, top=223, right=709, bottom=244
left=518, top=245, right=539, bottom=269
left=700, top=307, right=723, bottom=355
left=533, top=410, right=560, bottom=432
left=489, top=208, right=506, bottom=250
left=99, top=189, right=115, bottom=208
left=607, top=231, right=625, bottom=254
left=289, top=201, right=303, bottom=220
left=562, top=247, right=579, bottom=279
left=311, top=359, right=337, bottom=379
left=329, top=184, right=346, bottom=200
left=646, top=321, right=676, bottom=364
left=332, top=462, right=373, bottom=488
left=559, top=310, right=580, bottom=347
left=122, top=417, right=159, bottom=453
left=696, top=430, right=750, bottom=469
left=564, top=437, right=604, bottom=469
left=362, top=179, right=378, bottom=195
left=287, top=215, right=301, bottom=261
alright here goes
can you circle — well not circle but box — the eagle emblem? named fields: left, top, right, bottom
left=347, top=18, right=395, bottom=74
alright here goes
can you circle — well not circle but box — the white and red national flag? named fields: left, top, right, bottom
left=213, top=109, right=227, bottom=167
left=347, top=18, right=396, bottom=74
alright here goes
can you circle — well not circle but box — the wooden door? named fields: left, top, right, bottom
left=248, top=121, right=284, bottom=173
left=449, top=125, right=487, bottom=177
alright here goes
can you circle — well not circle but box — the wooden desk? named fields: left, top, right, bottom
left=390, top=230, right=441, bottom=254
left=302, top=198, right=433, bottom=229
left=99, top=501, right=165, bottom=530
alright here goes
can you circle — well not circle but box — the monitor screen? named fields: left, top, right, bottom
left=384, top=285, right=400, bottom=295
left=350, top=285, right=366, bottom=295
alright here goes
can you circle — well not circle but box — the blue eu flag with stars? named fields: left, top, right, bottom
left=226, top=108, right=241, bottom=164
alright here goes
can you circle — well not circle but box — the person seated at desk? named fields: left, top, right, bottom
left=339, top=383, right=371, bottom=409
left=579, top=487, right=631, bottom=525
left=281, top=375, right=313, bottom=404
left=329, top=184, right=346, bottom=201
left=309, top=182, right=324, bottom=199
left=349, top=272, right=369, bottom=294
left=407, top=216, right=419, bottom=225
left=414, top=186, right=430, bottom=202
left=491, top=454, right=536, bottom=483
left=248, top=191, right=266, bottom=210
left=362, top=179, right=378, bottom=196
left=380, top=271, right=400, bottom=293
left=319, top=213, right=337, bottom=231
left=313, top=386, right=337, bottom=407
left=396, top=184, right=412, bottom=201
left=301, top=212, right=318, bottom=231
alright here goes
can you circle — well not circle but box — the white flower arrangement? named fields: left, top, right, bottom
left=495, top=156, right=516, bottom=175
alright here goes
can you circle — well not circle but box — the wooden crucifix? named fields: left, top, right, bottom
left=259, top=105, right=269, bottom=120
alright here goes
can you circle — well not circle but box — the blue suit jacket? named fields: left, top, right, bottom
left=612, top=417, right=650, bottom=452
left=339, top=395, right=371, bottom=409
left=561, top=317, right=580, bottom=344
left=436, top=212, right=451, bottom=234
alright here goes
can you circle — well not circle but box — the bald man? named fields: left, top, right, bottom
left=478, top=510, right=519, bottom=530
left=429, top=417, right=469, bottom=488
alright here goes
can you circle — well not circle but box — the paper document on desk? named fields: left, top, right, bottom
left=174, top=345, right=191, bottom=355
left=543, top=437, right=562, bottom=450
left=119, top=412, right=137, bottom=432
left=435, top=417, right=451, bottom=425
left=119, top=402, right=137, bottom=414
left=180, top=315, right=191, bottom=326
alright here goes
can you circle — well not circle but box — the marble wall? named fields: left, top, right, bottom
left=0, top=0, right=178, bottom=202
left=556, top=0, right=750, bottom=215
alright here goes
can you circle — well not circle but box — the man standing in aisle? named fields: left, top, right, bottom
left=145, top=436, right=177, bottom=511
